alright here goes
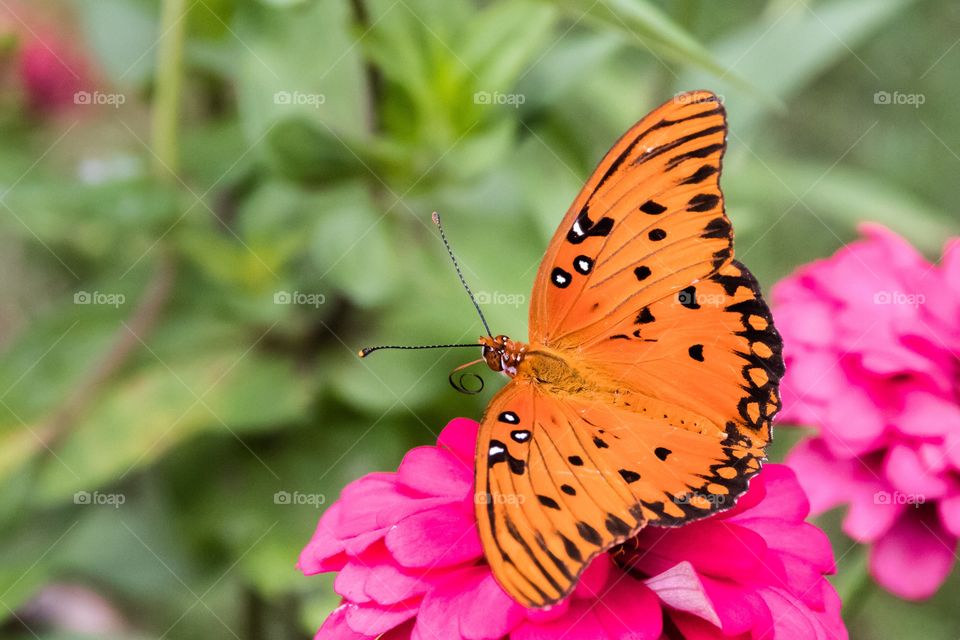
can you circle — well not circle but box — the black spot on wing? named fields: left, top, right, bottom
left=636, top=307, right=655, bottom=324
left=576, top=521, right=602, bottom=546
left=703, top=216, right=732, bottom=239
left=687, top=193, right=720, bottom=212
left=634, top=265, right=651, bottom=281
left=560, top=534, right=583, bottom=562
left=680, top=164, right=718, bottom=185
left=538, top=495, right=560, bottom=510
left=551, top=267, right=572, bottom=288
left=640, top=200, right=666, bottom=215
left=566, top=207, right=614, bottom=245
left=605, top=514, right=632, bottom=537
left=678, top=286, right=700, bottom=309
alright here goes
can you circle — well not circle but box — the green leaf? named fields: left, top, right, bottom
left=234, top=0, right=367, bottom=148
left=552, top=0, right=752, bottom=87
left=33, top=348, right=312, bottom=504
left=679, top=0, right=915, bottom=134
left=75, top=0, right=159, bottom=85
left=727, top=154, right=954, bottom=256
left=460, top=1, right=558, bottom=93
left=308, top=182, right=397, bottom=308
left=263, top=117, right=367, bottom=183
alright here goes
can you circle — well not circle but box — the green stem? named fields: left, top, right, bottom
left=839, top=548, right=874, bottom=621
left=151, top=0, right=188, bottom=178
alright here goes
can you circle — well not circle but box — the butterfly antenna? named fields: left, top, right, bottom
left=432, top=212, right=493, bottom=337
left=358, top=343, right=479, bottom=358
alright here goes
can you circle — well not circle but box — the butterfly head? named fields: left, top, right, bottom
left=479, top=335, right=527, bottom=377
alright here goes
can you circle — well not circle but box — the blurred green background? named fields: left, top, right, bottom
left=0, top=0, right=957, bottom=638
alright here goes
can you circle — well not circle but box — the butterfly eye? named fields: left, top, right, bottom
left=482, top=346, right=503, bottom=371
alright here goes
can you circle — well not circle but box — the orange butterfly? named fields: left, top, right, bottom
left=361, top=90, right=783, bottom=608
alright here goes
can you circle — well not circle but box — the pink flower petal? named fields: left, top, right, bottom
left=344, top=601, right=419, bottom=636
left=895, top=390, right=960, bottom=438
left=316, top=604, right=376, bottom=640
left=594, top=578, right=662, bottom=639
left=412, top=567, right=523, bottom=640
left=869, top=512, right=958, bottom=600
left=938, top=493, right=960, bottom=538
left=397, top=446, right=472, bottom=498
left=437, top=418, right=479, bottom=464
left=644, top=561, right=721, bottom=627
left=884, top=445, right=949, bottom=500
left=513, top=600, right=613, bottom=640
left=385, top=502, right=482, bottom=568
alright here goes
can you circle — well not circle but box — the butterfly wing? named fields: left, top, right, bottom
left=476, top=377, right=759, bottom=608
left=529, top=90, right=731, bottom=344
left=525, top=90, right=781, bottom=511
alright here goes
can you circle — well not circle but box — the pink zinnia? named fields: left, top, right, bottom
left=299, top=418, right=845, bottom=639
left=774, top=223, right=960, bottom=600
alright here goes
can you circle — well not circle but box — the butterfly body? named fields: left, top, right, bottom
left=467, top=91, right=783, bottom=609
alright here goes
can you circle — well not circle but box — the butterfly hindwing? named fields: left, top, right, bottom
left=581, top=259, right=783, bottom=447
left=476, top=376, right=763, bottom=608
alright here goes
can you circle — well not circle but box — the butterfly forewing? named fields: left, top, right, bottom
left=529, top=90, right=731, bottom=345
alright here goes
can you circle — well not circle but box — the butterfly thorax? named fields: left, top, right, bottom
left=480, top=335, right=593, bottom=393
